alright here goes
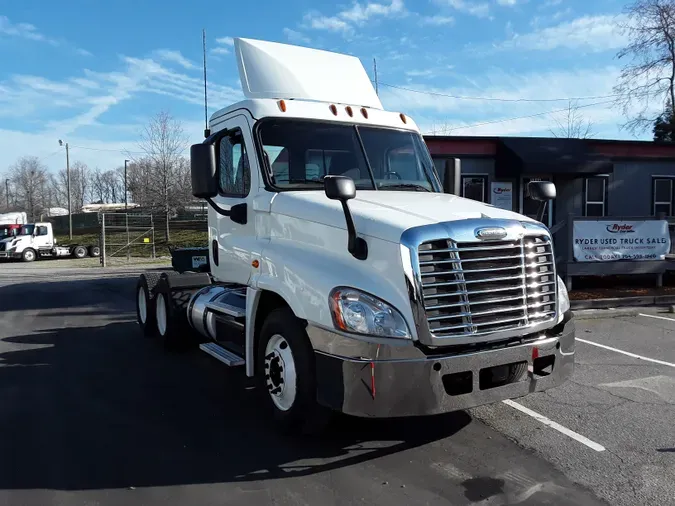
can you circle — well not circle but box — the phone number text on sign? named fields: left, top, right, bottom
left=572, top=220, right=671, bottom=262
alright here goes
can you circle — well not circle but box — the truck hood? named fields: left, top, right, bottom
left=270, top=191, right=539, bottom=243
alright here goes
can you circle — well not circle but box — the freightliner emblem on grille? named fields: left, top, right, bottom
left=474, top=226, right=507, bottom=240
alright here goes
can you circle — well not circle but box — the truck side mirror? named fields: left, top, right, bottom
left=324, top=175, right=367, bottom=261
left=190, top=143, right=218, bottom=199
left=527, top=181, right=556, bottom=224
left=528, top=181, right=556, bottom=201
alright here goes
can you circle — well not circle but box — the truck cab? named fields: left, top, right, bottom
left=136, top=38, right=574, bottom=433
left=0, top=222, right=98, bottom=261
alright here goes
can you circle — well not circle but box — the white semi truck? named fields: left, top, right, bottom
left=134, top=38, right=574, bottom=433
left=0, top=222, right=100, bottom=262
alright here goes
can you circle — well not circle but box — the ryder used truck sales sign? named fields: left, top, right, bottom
left=573, top=220, right=671, bottom=262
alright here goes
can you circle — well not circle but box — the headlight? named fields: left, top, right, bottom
left=329, top=287, right=411, bottom=339
left=557, top=275, right=570, bottom=316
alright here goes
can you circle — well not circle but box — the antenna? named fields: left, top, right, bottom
left=203, top=29, right=210, bottom=138
left=373, top=58, right=379, bottom=96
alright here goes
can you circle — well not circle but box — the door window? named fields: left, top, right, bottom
left=219, top=130, right=251, bottom=197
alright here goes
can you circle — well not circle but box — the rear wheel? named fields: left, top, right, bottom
left=22, top=248, right=36, bottom=262
left=88, top=245, right=101, bottom=257
left=72, top=245, right=88, bottom=258
left=136, top=273, right=161, bottom=337
left=154, top=274, right=196, bottom=352
left=256, top=307, right=331, bottom=435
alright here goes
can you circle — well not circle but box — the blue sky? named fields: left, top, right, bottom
left=0, top=0, right=646, bottom=174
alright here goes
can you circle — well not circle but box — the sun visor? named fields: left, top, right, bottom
left=234, top=38, right=383, bottom=110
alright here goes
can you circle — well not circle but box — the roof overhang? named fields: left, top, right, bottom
left=495, top=137, right=613, bottom=177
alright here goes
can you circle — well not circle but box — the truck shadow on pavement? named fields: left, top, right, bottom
left=0, top=319, right=472, bottom=491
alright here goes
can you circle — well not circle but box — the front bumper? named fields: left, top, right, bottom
left=310, top=312, right=575, bottom=418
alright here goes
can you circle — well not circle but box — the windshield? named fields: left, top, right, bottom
left=257, top=119, right=441, bottom=192
left=19, top=225, right=34, bottom=236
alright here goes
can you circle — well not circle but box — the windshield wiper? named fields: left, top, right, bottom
left=379, top=183, right=431, bottom=192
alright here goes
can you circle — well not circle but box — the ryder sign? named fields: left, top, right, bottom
left=573, top=220, right=670, bottom=262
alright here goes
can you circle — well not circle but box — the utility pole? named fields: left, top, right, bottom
left=124, top=159, right=129, bottom=210
left=4, top=179, right=9, bottom=210
left=373, top=57, right=379, bottom=95
left=59, top=139, right=72, bottom=240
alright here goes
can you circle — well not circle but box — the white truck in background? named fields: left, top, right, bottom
left=0, top=222, right=100, bottom=262
left=134, top=38, right=574, bottom=434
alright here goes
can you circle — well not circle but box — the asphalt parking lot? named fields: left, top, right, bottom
left=0, top=263, right=673, bottom=506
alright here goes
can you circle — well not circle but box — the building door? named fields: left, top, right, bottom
left=520, top=175, right=553, bottom=227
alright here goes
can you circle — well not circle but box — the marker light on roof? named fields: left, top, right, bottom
left=329, top=104, right=338, bottom=115
left=278, top=99, right=287, bottom=112
left=361, top=107, right=369, bottom=119
left=345, top=106, right=353, bottom=117
left=400, top=113, right=407, bottom=124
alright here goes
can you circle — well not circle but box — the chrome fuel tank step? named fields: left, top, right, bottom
left=199, top=342, right=244, bottom=366
left=187, top=285, right=247, bottom=341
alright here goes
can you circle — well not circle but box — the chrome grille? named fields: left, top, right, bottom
left=0, top=242, right=5, bottom=252
left=418, top=235, right=556, bottom=338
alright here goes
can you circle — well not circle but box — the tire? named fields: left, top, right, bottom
left=72, top=245, right=88, bottom=259
left=506, top=362, right=528, bottom=383
left=256, top=307, right=331, bottom=435
left=136, top=272, right=162, bottom=337
left=88, top=245, right=101, bottom=257
left=154, top=274, right=195, bottom=352
left=22, top=248, right=36, bottom=262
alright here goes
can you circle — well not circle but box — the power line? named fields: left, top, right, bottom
left=444, top=98, right=618, bottom=132
left=376, top=81, right=622, bottom=103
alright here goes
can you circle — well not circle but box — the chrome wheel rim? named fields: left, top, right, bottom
left=264, top=334, right=297, bottom=411
left=138, top=286, right=147, bottom=324
left=156, top=293, right=167, bottom=336
left=24, top=250, right=34, bottom=261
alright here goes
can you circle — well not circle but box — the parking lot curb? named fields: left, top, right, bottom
left=572, top=307, right=641, bottom=320
left=571, top=294, right=675, bottom=311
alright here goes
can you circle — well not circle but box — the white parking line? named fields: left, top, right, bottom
left=577, top=338, right=675, bottom=369
left=639, top=313, right=675, bottom=323
left=502, top=399, right=606, bottom=452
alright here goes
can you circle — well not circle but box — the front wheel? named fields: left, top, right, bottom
left=22, top=249, right=36, bottom=262
left=256, top=307, right=331, bottom=434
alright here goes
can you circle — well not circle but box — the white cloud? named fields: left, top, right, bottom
left=498, top=14, right=627, bottom=52
left=434, top=0, right=490, bottom=18
left=497, top=0, right=518, bottom=5
left=0, top=15, right=56, bottom=44
left=0, top=15, right=91, bottom=56
left=283, top=28, right=311, bottom=44
left=421, top=15, right=455, bottom=26
left=305, top=13, right=352, bottom=33
left=211, top=46, right=230, bottom=55
left=303, top=0, right=406, bottom=34
left=154, top=49, right=198, bottom=70
left=216, top=36, right=234, bottom=46
left=339, top=0, right=405, bottom=23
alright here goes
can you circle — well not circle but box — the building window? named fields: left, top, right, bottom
left=461, top=175, right=487, bottom=202
left=653, top=177, right=674, bottom=216
left=584, top=176, right=608, bottom=217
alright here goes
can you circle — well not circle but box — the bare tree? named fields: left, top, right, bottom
left=7, top=156, right=50, bottom=220
left=131, top=110, right=190, bottom=241
left=549, top=100, right=597, bottom=138
left=614, top=0, right=675, bottom=135
left=55, top=161, right=91, bottom=211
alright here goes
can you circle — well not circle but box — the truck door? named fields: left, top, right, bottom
left=34, top=224, right=53, bottom=250
left=209, top=114, right=258, bottom=285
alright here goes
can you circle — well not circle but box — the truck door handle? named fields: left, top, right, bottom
left=211, top=239, right=219, bottom=266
